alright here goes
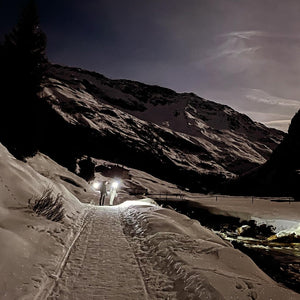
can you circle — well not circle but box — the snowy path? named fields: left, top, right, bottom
left=49, top=206, right=148, bottom=300
left=45, top=202, right=299, bottom=300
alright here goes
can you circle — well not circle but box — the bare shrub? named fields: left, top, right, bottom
left=29, top=187, right=65, bottom=222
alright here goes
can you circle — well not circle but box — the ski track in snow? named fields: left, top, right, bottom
left=49, top=206, right=148, bottom=300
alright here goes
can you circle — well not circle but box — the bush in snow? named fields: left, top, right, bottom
left=29, top=187, right=64, bottom=222
left=77, top=156, right=95, bottom=182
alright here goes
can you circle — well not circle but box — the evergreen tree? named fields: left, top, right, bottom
left=0, top=0, right=48, bottom=159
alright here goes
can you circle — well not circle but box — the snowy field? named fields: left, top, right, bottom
left=0, top=144, right=299, bottom=299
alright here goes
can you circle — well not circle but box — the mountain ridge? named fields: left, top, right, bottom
left=32, top=63, right=284, bottom=192
left=48, top=63, right=283, bottom=141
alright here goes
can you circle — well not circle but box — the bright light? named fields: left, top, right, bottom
left=119, top=199, right=158, bottom=208
left=112, top=181, right=119, bottom=189
left=92, top=182, right=100, bottom=189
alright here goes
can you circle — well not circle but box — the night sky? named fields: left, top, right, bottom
left=1, top=0, right=300, bottom=131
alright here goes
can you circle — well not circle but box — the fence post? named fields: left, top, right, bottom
left=216, top=196, right=218, bottom=202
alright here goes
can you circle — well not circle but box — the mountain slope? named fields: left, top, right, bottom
left=37, top=64, right=284, bottom=191
left=227, top=109, right=300, bottom=196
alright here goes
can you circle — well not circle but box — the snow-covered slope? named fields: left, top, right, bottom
left=40, top=64, right=284, bottom=192
left=0, top=143, right=98, bottom=299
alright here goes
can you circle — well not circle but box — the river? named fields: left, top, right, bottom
left=156, top=199, right=300, bottom=294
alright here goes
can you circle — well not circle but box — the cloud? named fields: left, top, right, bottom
left=221, top=30, right=264, bottom=40
left=198, top=32, right=262, bottom=73
left=204, top=30, right=300, bottom=66
left=222, top=30, right=300, bottom=41
left=245, top=89, right=300, bottom=108
left=262, top=120, right=291, bottom=132
left=239, top=89, right=299, bottom=132
left=243, top=110, right=292, bottom=132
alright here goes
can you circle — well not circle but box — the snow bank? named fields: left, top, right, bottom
left=120, top=200, right=299, bottom=299
left=276, top=223, right=300, bottom=238
left=181, top=195, right=300, bottom=235
left=0, top=144, right=97, bottom=299
left=26, top=152, right=98, bottom=206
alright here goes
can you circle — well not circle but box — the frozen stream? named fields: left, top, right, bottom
left=157, top=199, right=300, bottom=294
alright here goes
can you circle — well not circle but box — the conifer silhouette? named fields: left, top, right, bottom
left=0, top=0, right=48, bottom=159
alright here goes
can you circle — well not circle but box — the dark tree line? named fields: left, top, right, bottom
left=0, top=0, right=48, bottom=159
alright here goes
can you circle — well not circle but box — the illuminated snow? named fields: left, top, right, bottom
left=0, top=144, right=298, bottom=299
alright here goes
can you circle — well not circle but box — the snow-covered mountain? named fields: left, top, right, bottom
left=39, top=64, right=284, bottom=191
